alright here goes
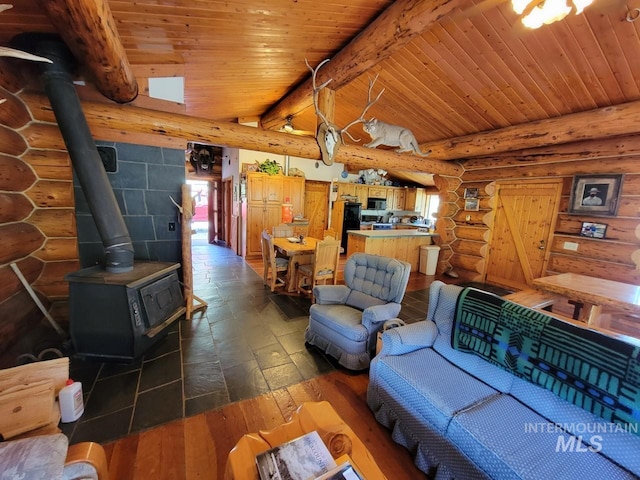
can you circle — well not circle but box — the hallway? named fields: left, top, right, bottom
left=62, top=243, right=435, bottom=445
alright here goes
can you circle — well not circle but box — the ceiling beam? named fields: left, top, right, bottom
left=421, top=100, right=640, bottom=161
left=24, top=92, right=640, bottom=177
left=35, top=0, right=138, bottom=103
left=21, top=92, right=462, bottom=177
left=260, top=0, right=469, bottom=131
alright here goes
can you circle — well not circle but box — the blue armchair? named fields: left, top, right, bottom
left=304, top=253, right=411, bottom=370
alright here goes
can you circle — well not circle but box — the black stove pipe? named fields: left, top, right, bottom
left=30, top=37, right=134, bottom=273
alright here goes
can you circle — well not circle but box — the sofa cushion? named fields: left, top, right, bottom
left=452, top=287, right=640, bottom=435
left=509, top=375, right=640, bottom=476
left=375, top=348, right=499, bottom=433
left=308, top=304, right=367, bottom=342
left=345, top=290, right=386, bottom=311
left=447, top=394, right=637, bottom=479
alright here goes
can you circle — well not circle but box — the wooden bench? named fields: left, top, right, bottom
left=504, top=289, right=559, bottom=310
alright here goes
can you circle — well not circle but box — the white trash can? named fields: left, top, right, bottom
left=419, top=245, right=440, bottom=275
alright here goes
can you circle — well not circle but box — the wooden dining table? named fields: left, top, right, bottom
left=532, top=272, right=640, bottom=325
left=272, top=236, right=319, bottom=292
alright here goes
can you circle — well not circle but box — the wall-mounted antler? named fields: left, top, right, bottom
left=340, top=74, right=385, bottom=143
left=1, top=5, right=53, bottom=104
left=307, top=58, right=340, bottom=165
left=306, top=58, right=385, bottom=165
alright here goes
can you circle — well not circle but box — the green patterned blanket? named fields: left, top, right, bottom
left=452, top=287, right=640, bottom=435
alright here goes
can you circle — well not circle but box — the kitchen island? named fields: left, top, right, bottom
left=346, top=230, right=438, bottom=272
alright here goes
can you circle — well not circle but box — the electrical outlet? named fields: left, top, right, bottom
left=168, top=222, right=176, bottom=231
left=563, top=241, right=578, bottom=251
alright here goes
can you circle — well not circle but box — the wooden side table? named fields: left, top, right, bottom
left=225, top=401, right=386, bottom=480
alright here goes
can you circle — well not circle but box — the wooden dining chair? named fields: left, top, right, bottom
left=261, top=230, right=289, bottom=292
left=272, top=223, right=294, bottom=238
left=296, top=237, right=341, bottom=300
left=323, top=228, right=337, bottom=239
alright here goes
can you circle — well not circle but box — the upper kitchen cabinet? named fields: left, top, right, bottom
left=368, top=186, right=387, bottom=199
left=336, top=183, right=356, bottom=200
left=389, top=189, right=406, bottom=210
left=355, top=185, right=369, bottom=205
left=404, top=188, right=426, bottom=212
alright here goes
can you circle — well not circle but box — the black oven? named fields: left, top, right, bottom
left=367, top=198, right=387, bottom=209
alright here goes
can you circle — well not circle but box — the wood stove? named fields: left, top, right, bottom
left=18, top=36, right=187, bottom=362
left=66, top=262, right=184, bottom=361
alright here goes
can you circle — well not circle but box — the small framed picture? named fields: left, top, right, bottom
left=580, top=222, right=607, bottom=239
left=241, top=162, right=258, bottom=174
left=464, top=198, right=479, bottom=211
left=464, top=188, right=479, bottom=199
left=569, top=174, right=623, bottom=216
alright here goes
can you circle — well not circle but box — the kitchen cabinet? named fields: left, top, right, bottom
left=336, top=183, right=356, bottom=199
left=368, top=186, right=387, bottom=198
left=404, top=187, right=426, bottom=212
left=355, top=185, right=369, bottom=204
left=246, top=172, right=292, bottom=257
left=247, top=172, right=283, bottom=204
left=390, top=189, right=406, bottom=210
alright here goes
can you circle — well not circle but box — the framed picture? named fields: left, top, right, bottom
left=241, top=162, right=258, bottom=174
left=464, top=187, right=479, bottom=199
left=580, top=222, right=607, bottom=239
left=464, top=198, right=479, bottom=211
left=569, top=174, right=623, bottom=216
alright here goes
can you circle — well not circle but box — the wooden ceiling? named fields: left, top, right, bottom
left=1, top=0, right=638, bottom=186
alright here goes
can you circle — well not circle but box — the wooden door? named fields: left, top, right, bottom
left=283, top=176, right=305, bottom=217
left=207, top=180, right=217, bottom=244
left=304, top=181, right=330, bottom=239
left=485, top=179, right=562, bottom=290
left=246, top=203, right=265, bottom=256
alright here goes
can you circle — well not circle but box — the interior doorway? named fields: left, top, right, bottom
left=187, top=179, right=219, bottom=245
left=484, top=179, right=562, bottom=291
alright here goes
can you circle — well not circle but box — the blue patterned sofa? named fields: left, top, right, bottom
left=367, top=281, right=640, bottom=479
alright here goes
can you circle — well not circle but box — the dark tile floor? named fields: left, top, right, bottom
left=61, top=244, right=431, bottom=445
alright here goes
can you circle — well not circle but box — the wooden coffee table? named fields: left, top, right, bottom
left=225, top=401, right=386, bottom=479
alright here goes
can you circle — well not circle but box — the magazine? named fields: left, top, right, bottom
left=314, top=460, right=365, bottom=480
left=256, top=431, right=337, bottom=480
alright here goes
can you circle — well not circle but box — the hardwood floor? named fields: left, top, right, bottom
left=102, top=370, right=426, bottom=479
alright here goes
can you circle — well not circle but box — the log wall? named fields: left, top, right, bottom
left=0, top=70, right=80, bottom=365
left=438, top=135, right=640, bottom=284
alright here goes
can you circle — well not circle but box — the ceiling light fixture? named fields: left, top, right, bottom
left=283, top=116, right=295, bottom=133
left=512, top=0, right=594, bottom=29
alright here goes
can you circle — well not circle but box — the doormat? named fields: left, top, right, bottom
left=456, top=282, right=513, bottom=297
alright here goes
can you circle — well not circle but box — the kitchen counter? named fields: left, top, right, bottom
left=346, top=230, right=438, bottom=271
left=347, top=230, right=436, bottom=238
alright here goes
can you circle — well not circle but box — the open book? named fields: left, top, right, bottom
left=256, top=431, right=337, bottom=480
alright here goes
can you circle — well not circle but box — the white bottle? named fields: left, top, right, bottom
left=59, top=379, right=84, bottom=423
